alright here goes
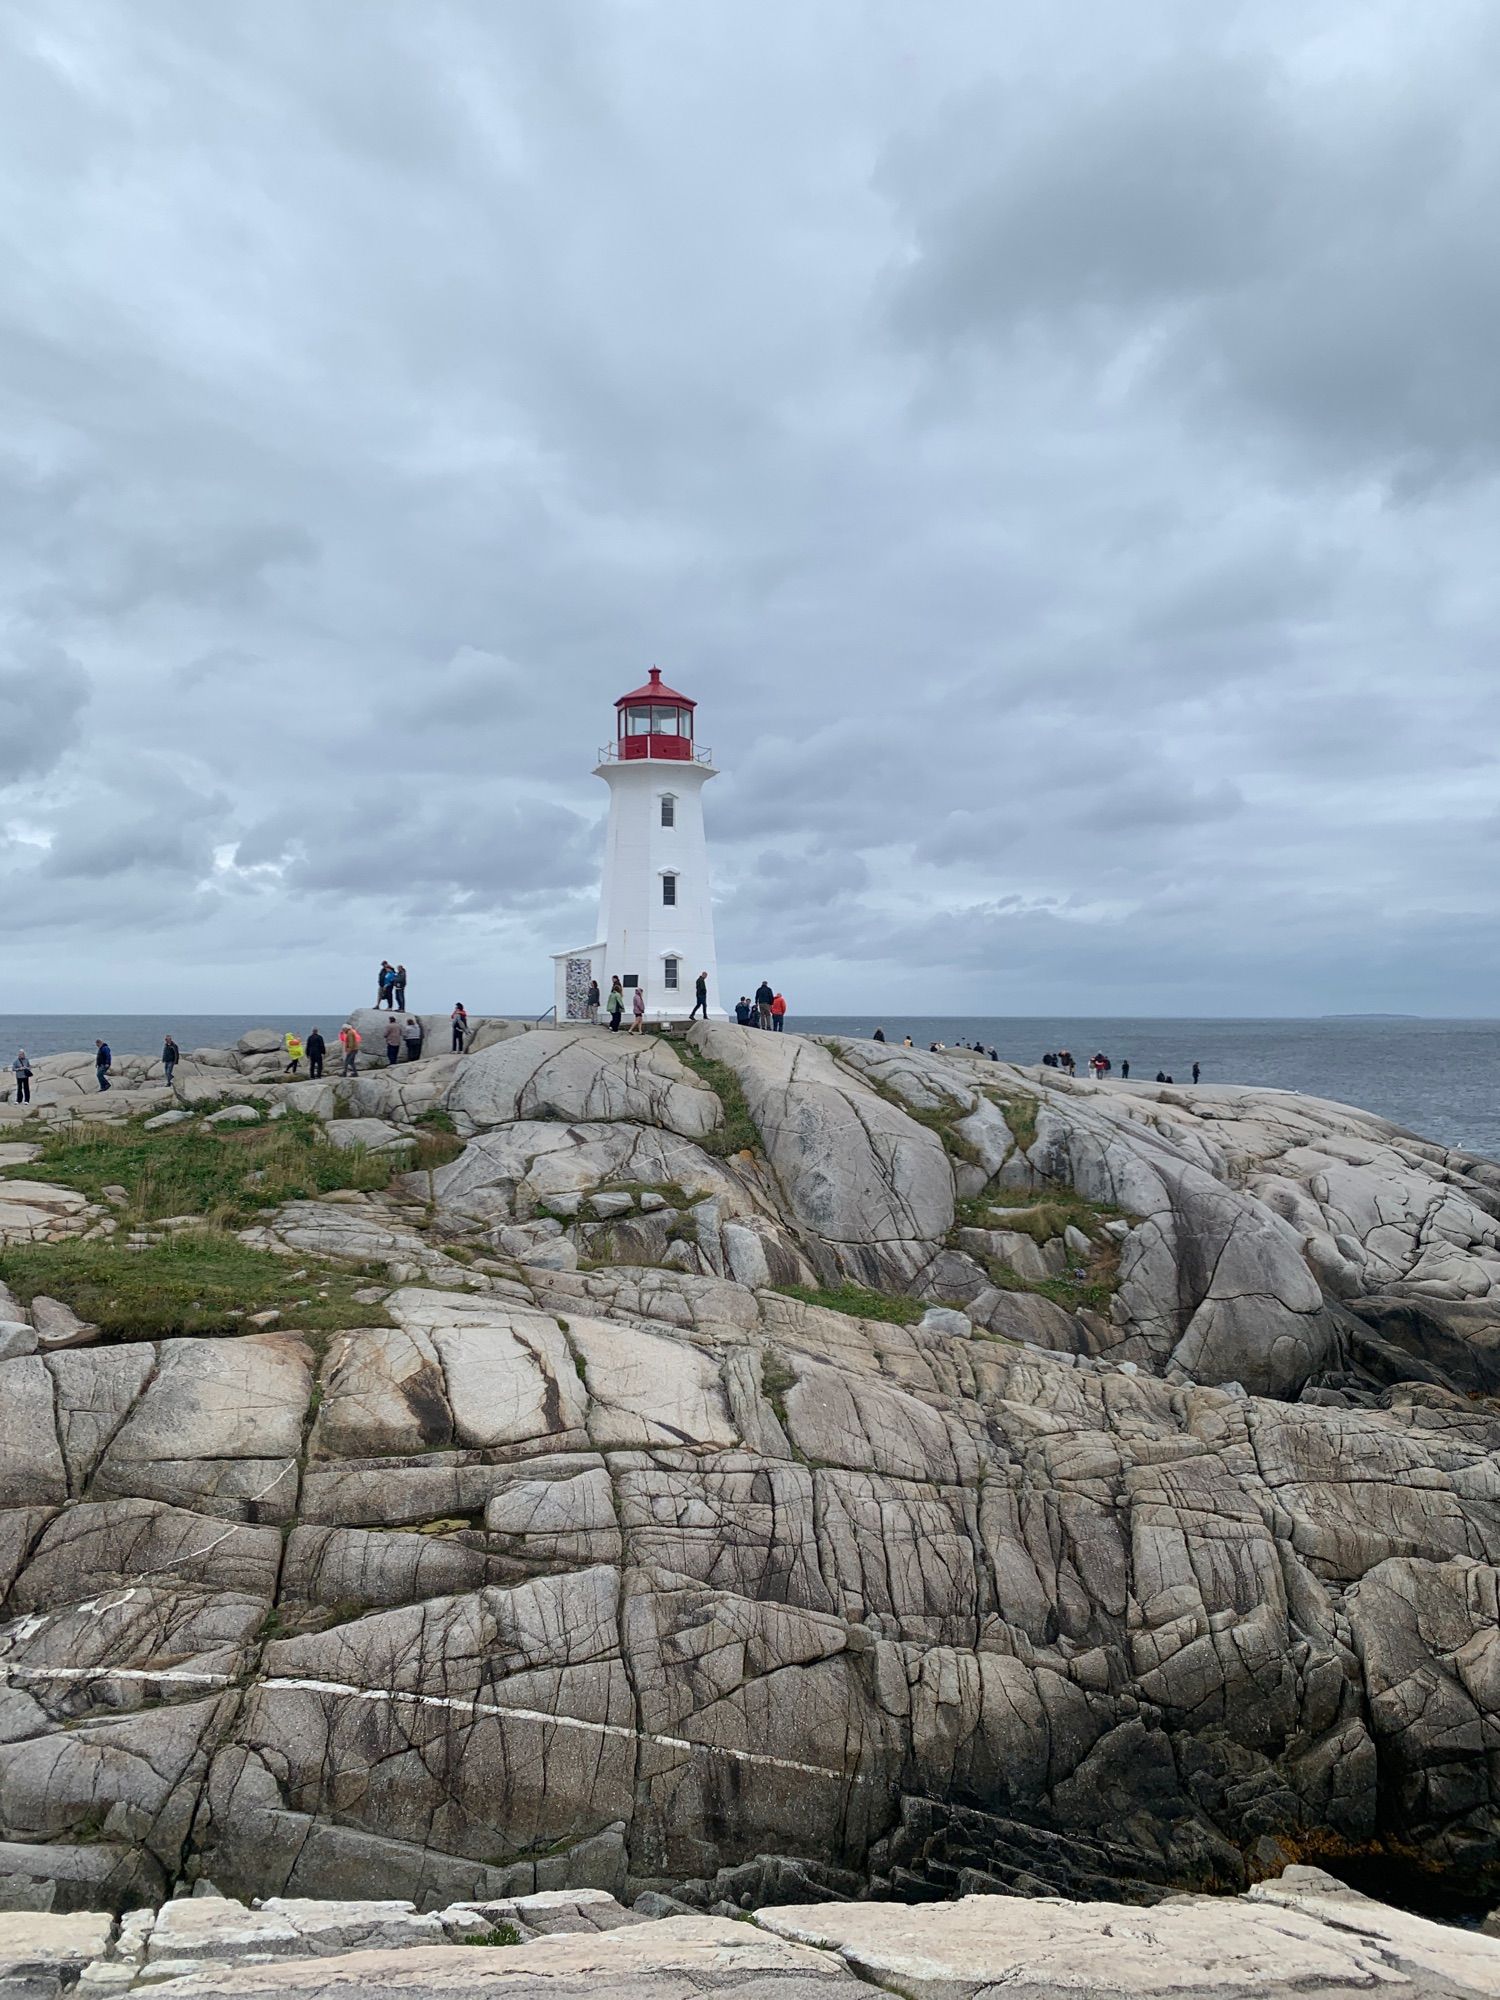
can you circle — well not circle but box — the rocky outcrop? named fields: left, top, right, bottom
left=2, top=1870, right=1497, bottom=1999
left=2, top=1026, right=1500, bottom=1918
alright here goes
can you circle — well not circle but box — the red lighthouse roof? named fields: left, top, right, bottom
left=615, top=666, right=695, bottom=710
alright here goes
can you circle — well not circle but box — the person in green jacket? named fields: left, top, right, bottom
left=606, top=978, right=625, bottom=1032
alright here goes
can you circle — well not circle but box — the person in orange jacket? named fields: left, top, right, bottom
left=771, top=992, right=788, bottom=1032
left=338, top=1023, right=362, bottom=1076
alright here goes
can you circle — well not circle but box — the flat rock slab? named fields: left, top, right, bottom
left=756, top=1880, right=1500, bottom=1999
left=325, top=1120, right=414, bottom=1154
left=136, top=1915, right=847, bottom=1999
left=205, top=1107, right=261, bottom=1126
left=0, top=1907, right=114, bottom=1971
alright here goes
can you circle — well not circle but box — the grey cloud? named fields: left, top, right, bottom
left=0, top=644, right=90, bottom=783
left=0, top=2, right=1493, bottom=1013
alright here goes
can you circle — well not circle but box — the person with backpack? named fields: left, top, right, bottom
left=339, top=1023, right=361, bottom=1075
left=771, top=991, right=788, bottom=1032
left=284, top=1031, right=304, bottom=1075
left=161, top=1035, right=180, bottom=1090
left=306, top=1028, right=326, bottom=1080
left=384, top=1017, right=402, bottom=1065
left=12, top=1051, right=32, bottom=1105
left=754, top=979, right=774, bottom=1029
left=377, top=960, right=395, bottom=1008
left=403, top=1016, right=423, bottom=1062
left=629, top=984, right=646, bottom=1034
left=689, top=971, right=709, bottom=1022
left=451, top=1003, right=469, bottom=1052
left=606, top=978, right=625, bottom=1032
left=95, top=1039, right=112, bottom=1091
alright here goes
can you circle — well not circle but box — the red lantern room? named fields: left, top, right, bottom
left=615, top=667, right=696, bottom=761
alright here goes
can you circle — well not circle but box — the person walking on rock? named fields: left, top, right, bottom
left=377, top=960, right=395, bottom=1009
left=12, top=1051, right=31, bottom=1105
left=629, top=985, right=646, bottom=1034
left=771, top=991, right=787, bottom=1032
left=403, top=1016, right=423, bottom=1062
left=384, top=1017, right=402, bottom=1065
left=95, top=1039, right=112, bottom=1091
left=606, top=977, right=625, bottom=1032
left=161, top=1036, right=180, bottom=1091
left=755, top=979, right=774, bottom=1029
left=284, top=1031, right=304, bottom=1076
left=451, top=1003, right=469, bottom=1052
left=339, top=1023, right=361, bottom=1075
left=689, top=971, right=709, bottom=1022
left=394, top=964, right=408, bottom=1010
left=306, top=1028, right=326, bottom=1080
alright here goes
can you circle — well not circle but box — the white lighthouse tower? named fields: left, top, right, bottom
left=552, top=668, right=724, bottom=1023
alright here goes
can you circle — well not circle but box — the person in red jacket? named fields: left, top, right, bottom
left=771, top=992, right=788, bottom=1032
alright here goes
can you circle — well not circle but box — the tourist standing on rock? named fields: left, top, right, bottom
left=1192, top=1061, right=1201, bottom=1084
left=95, top=1039, right=112, bottom=1091
left=384, top=1017, right=401, bottom=1065
left=377, top=960, right=395, bottom=1008
left=451, top=1003, right=469, bottom=1051
left=873, top=1026, right=886, bottom=1042
left=394, top=964, right=408, bottom=1010
left=690, top=971, right=709, bottom=1022
left=771, top=991, right=787, bottom=1032
left=629, top=984, right=646, bottom=1033
left=161, top=1036, right=180, bottom=1089
left=755, top=979, right=774, bottom=1028
left=306, top=1028, right=326, bottom=1080
left=284, top=1031, right=304, bottom=1076
left=339, top=1023, right=361, bottom=1075
left=585, top=980, right=600, bottom=1026
left=11, top=1050, right=31, bottom=1105
left=403, top=1016, right=423, bottom=1062
left=1121, top=1059, right=1130, bottom=1080
left=606, top=977, right=624, bottom=1032
left=734, top=996, right=751, bottom=1025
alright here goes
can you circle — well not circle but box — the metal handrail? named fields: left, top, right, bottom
left=534, top=1004, right=558, bottom=1027
left=597, top=741, right=714, bottom=766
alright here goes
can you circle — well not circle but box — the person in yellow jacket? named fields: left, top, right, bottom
left=284, top=1031, right=305, bottom=1076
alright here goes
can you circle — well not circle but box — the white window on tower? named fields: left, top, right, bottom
left=662, top=873, right=677, bottom=906
left=663, top=957, right=680, bottom=990
left=660, top=794, right=676, bottom=828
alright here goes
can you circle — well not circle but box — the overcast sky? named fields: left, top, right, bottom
left=2, top=1, right=1498, bottom=1017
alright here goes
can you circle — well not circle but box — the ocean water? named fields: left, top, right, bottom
left=798, top=1015, right=1500, bottom=1160
left=2, top=1012, right=1496, bottom=1161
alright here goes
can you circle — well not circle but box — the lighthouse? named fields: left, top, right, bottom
left=552, top=668, right=723, bottom=1023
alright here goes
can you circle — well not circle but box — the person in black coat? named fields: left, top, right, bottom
left=306, top=1028, right=326, bottom=1080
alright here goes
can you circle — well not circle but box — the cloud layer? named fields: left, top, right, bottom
left=1, top=0, right=1497, bottom=1013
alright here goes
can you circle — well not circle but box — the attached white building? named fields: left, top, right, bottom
left=552, top=668, right=724, bottom=1023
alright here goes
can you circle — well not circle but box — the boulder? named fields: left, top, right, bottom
left=205, top=1105, right=260, bottom=1127
left=325, top=1119, right=414, bottom=1155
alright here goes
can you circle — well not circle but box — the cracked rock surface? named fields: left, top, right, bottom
left=1, top=1027, right=1499, bottom=1919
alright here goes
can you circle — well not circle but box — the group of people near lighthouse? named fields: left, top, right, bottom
left=577, top=970, right=787, bottom=1032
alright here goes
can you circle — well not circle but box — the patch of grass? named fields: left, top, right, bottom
left=407, top=1129, right=466, bottom=1173
left=994, top=1095, right=1039, bottom=1151
left=0, top=1229, right=394, bottom=1341
left=862, top=1074, right=981, bottom=1167
left=956, top=1186, right=1126, bottom=1245
left=773, top=1282, right=925, bottom=1325
left=982, top=1231, right=1123, bottom=1316
left=414, top=1107, right=459, bottom=1135
left=675, top=1046, right=761, bottom=1157
left=460, top=1924, right=523, bottom=1948
left=8, top=1112, right=393, bottom=1229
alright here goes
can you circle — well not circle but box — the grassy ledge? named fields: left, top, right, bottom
left=673, top=1045, right=761, bottom=1157
left=0, top=1229, right=392, bottom=1341
left=3, top=1111, right=393, bottom=1229
left=773, top=1281, right=925, bottom=1325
